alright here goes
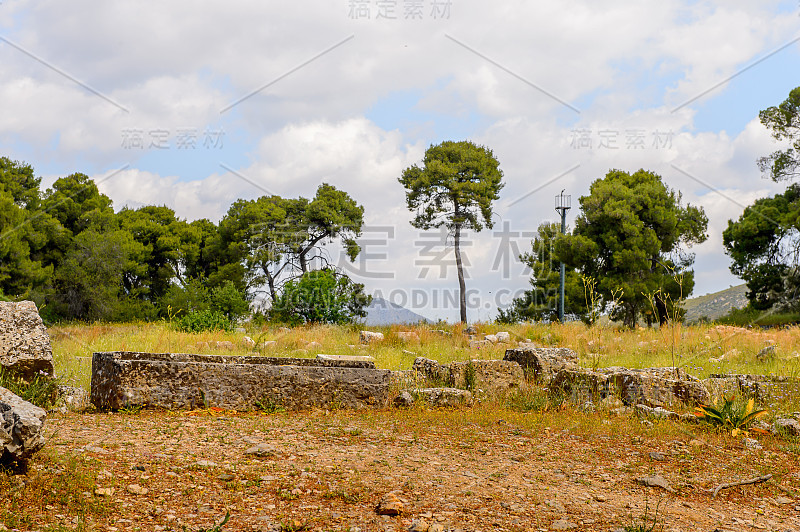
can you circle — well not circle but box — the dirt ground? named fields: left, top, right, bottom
left=15, top=406, right=800, bottom=532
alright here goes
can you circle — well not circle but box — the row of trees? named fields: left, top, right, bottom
left=501, top=85, right=800, bottom=326
left=0, top=157, right=370, bottom=324
left=723, top=87, right=800, bottom=313
left=499, top=169, right=708, bottom=327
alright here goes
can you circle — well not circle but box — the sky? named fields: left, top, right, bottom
left=1, top=0, right=800, bottom=322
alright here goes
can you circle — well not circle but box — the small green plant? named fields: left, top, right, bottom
left=174, top=309, right=234, bottom=333
left=254, top=396, right=285, bottom=414
left=0, top=368, right=59, bottom=410
left=463, top=359, right=477, bottom=391
left=623, top=498, right=664, bottom=532
left=118, top=403, right=144, bottom=415
left=184, top=511, right=230, bottom=532
left=694, top=396, right=768, bottom=436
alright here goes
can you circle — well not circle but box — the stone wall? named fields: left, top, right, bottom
left=91, top=352, right=389, bottom=411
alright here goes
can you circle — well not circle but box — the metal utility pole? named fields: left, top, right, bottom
left=554, top=190, right=571, bottom=322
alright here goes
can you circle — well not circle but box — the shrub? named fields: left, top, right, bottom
left=269, top=269, right=371, bottom=325
left=174, top=309, right=234, bottom=333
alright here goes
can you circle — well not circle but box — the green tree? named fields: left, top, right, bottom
left=398, top=140, right=504, bottom=323
left=0, top=185, right=52, bottom=296
left=758, top=86, right=800, bottom=182
left=555, top=169, right=707, bottom=327
left=722, top=184, right=800, bottom=310
left=498, top=222, right=588, bottom=323
left=270, top=268, right=371, bottom=325
left=117, top=205, right=201, bottom=303
left=49, top=229, right=149, bottom=321
left=216, top=184, right=364, bottom=302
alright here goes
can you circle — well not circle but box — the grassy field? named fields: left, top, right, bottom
left=4, top=321, right=800, bottom=531
left=51, top=320, right=800, bottom=391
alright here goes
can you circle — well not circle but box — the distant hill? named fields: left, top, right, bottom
left=682, top=284, right=749, bottom=323
left=363, top=297, right=430, bottom=326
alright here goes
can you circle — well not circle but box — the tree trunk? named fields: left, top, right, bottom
left=454, top=223, right=467, bottom=323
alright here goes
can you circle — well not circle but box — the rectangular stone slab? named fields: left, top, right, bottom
left=91, top=351, right=389, bottom=411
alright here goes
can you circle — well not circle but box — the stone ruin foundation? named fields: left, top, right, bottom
left=90, top=351, right=390, bottom=411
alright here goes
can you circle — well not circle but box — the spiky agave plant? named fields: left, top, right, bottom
left=694, top=396, right=768, bottom=436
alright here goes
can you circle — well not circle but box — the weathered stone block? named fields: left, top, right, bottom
left=0, top=301, right=54, bottom=380
left=91, top=352, right=388, bottom=411
left=708, top=373, right=800, bottom=403
left=412, top=357, right=450, bottom=385
left=503, top=347, right=579, bottom=383
left=551, top=365, right=709, bottom=408
left=0, top=386, right=46, bottom=463
left=605, top=369, right=709, bottom=408
left=550, top=368, right=611, bottom=403
left=360, top=331, right=384, bottom=344
left=449, top=359, right=524, bottom=395
left=403, top=387, right=473, bottom=408
left=396, top=332, right=420, bottom=342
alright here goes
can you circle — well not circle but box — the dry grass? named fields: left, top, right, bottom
left=49, top=320, right=800, bottom=390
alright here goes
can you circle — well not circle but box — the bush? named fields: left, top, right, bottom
left=269, top=269, right=371, bottom=326
left=174, top=309, right=234, bottom=333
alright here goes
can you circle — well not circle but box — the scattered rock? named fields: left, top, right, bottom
left=214, top=341, right=234, bottom=351
left=0, top=386, right=47, bottom=463
left=0, top=301, right=54, bottom=380
left=242, top=336, right=256, bottom=348
left=742, top=437, right=762, bottom=451
left=56, top=385, right=89, bottom=411
left=635, top=404, right=679, bottom=420
left=195, top=341, right=210, bottom=350
left=397, top=332, right=420, bottom=342
left=244, top=443, right=276, bottom=457
left=360, top=331, right=384, bottom=344
left=194, top=460, right=217, bottom=468
left=259, top=340, right=277, bottom=349
left=376, top=492, right=404, bottom=515
left=757, top=345, right=776, bottom=362
left=94, top=487, right=115, bottom=497
left=649, top=451, right=667, bottom=461
left=465, top=325, right=477, bottom=335
left=775, top=496, right=794, bottom=505
left=393, top=391, right=414, bottom=408
left=216, top=473, right=235, bottom=481
left=409, top=519, right=429, bottom=532
left=126, top=483, right=148, bottom=495
left=306, top=341, right=322, bottom=350
left=636, top=475, right=676, bottom=493
left=775, top=418, right=800, bottom=436
left=484, top=334, right=498, bottom=344
left=550, top=519, right=578, bottom=530
left=495, top=331, right=511, bottom=343
left=468, top=340, right=490, bottom=350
